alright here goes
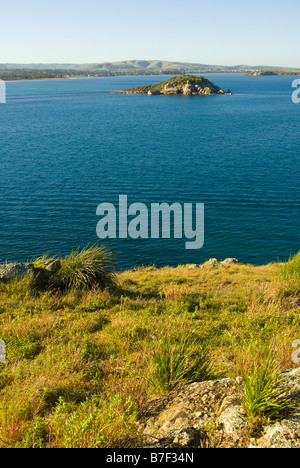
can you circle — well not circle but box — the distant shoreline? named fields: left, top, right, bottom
left=244, top=70, right=300, bottom=76
left=0, top=60, right=298, bottom=82
left=1, top=71, right=240, bottom=82
left=2, top=71, right=300, bottom=82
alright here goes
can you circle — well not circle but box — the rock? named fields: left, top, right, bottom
left=31, top=258, right=63, bottom=291
left=250, top=418, right=300, bottom=448
left=44, top=259, right=61, bottom=274
left=279, top=367, right=300, bottom=399
left=148, top=90, right=161, bottom=96
left=143, top=428, right=207, bottom=449
left=248, top=368, right=300, bottom=448
left=0, top=262, right=33, bottom=281
left=182, top=83, right=195, bottom=95
left=141, top=378, right=239, bottom=445
left=138, top=368, right=300, bottom=448
left=206, top=258, right=222, bottom=268
left=219, top=394, right=242, bottom=413
left=218, top=405, right=247, bottom=439
left=171, top=428, right=205, bottom=447
left=203, top=86, right=213, bottom=95
left=162, top=83, right=179, bottom=95
left=221, top=258, right=240, bottom=266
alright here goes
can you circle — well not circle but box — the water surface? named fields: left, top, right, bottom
left=0, top=74, right=299, bottom=269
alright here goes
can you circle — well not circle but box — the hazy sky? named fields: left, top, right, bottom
left=1, top=0, right=299, bottom=66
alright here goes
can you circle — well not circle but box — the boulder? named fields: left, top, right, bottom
left=218, top=403, right=247, bottom=439
left=182, top=83, right=195, bottom=95
left=162, top=83, right=179, bottom=95
left=207, top=258, right=222, bottom=268
left=249, top=418, right=300, bottom=448
left=203, top=86, right=213, bottom=95
left=144, top=428, right=208, bottom=448
left=0, top=262, right=33, bottom=282
left=221, top=258, right=240, bottom=266
left=138, top=368, right=300, bottom=448
left=140, top=378, right=239, bottom=446
left=31, top=259, right=63, bottom=291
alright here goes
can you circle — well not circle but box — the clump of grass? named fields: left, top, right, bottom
left=281, top=251, right=300, bottom=282
left=58, top=244, right=116, bottom=291
left=151, top=336, right=215, bottom=393
left=238, top=355, right=296, bottom=423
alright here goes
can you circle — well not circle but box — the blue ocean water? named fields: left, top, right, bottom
left=0, top=74, right=299, bottom=269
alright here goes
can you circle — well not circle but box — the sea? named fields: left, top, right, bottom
left=0, top=74, right=299, bottom=270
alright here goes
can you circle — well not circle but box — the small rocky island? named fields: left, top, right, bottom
left=116, top=75, right=232, bottom=96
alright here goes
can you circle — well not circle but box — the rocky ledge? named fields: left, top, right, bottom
left=136, top=368, right=300, bottom=448
left=116, top=75, right=232, bottom=96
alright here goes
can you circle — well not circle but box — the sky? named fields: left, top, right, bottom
left=0, top=0, right=299, bottom=67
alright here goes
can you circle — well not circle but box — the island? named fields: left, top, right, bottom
left=115, top=75, right=232, bottom=96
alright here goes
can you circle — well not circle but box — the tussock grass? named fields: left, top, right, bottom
left=30, top=245, right=117, bottom=292
left=238, top=354, right=296, bottom=422
left=59, top=244, right=116, bottom=291
left=151, top=337, right=215, bottom=393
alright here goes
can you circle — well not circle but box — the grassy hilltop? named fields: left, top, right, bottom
left=0, top=247, right=300, bottom=448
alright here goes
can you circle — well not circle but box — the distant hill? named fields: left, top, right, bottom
left=0, top=60, right=297, bottom=80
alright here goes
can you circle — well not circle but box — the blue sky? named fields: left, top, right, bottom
left=1, top=0, right=299, bottom=66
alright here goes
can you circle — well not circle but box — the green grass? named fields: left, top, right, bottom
left=151, top=337, right=215, bottom=393
left=281, top=251, right=300, bottom=282
left=0, top=255, right=300, bottom=447
left=238, top=354, right=296, bottom=423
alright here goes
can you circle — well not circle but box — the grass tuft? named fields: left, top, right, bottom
left=151, top=336, right=216, bottom=393
left=56, top=244, right=116, bottom=291
left=281, top=251, right=300, bottom=283
left=238, top=354, right=296, bottom=423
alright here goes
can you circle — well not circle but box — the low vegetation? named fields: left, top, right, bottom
left=281, top=251, right=300, bottom=282
left=238, top=354, right=296, bottom=423
left=0, top=248, right=299, bottom=447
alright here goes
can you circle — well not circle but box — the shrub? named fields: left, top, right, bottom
left=59, top=245, right=116, bottom=291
